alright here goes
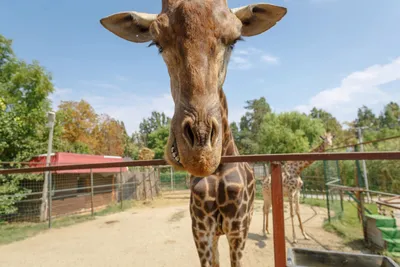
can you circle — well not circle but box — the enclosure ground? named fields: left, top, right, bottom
left=0, top=192, right=367, bottom=267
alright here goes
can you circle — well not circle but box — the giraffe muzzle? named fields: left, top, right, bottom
left=182, top=118, right=219, bottom=149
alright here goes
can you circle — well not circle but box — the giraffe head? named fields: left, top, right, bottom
left=100, top=1, right=287, bottom=177
left=319, top=132, right=335, bottom=147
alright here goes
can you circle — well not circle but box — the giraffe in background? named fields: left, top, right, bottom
left=262, top=132, right=335, bottom=243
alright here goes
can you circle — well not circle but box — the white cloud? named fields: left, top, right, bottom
left=230, top=56, right=252, bottom=70
left=50, top=84, right=175, bottom=135
left=229, top=47, right=280, bottom=70
left=80, top=80, right=120, bottom=90
left=78, top=93, right=174, bottom=135
left=295, top=56, right=400, bottom=123
left=228, top=106, right=246, bottom=125
left=115, top=75, right=129, bottom=81
left=261, top=54, right=280, bottom=65
left=235, top=49, right=250, bottom=56
left=309, top=0, right=337, bottom=3
left=49, top=87, right=73, bottom=110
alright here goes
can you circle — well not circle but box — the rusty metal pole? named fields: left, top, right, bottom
left=120, top=167, right=123, bottom=209
left=90, top=168, right=94, bottom=216
left=359, top=191, right=368, bottom=244
left=271, top=163, right=286, bottom=267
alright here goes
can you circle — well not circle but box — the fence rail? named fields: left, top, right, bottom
left=1, top=151, right=399, bottom=174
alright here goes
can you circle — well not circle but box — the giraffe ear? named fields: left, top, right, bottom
left=231, top=3, right=287, bottom=37
left=100, top=11, right=157, bottom=43
left=319, top=136, right=325, bottom=141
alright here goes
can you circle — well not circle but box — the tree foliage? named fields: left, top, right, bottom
left=310, top=107, right=342, bottom=134
left=55, top=100, right=98, bottom=153
left=0, top=34, right=54, bottom=214
left=147, top=125, right=170, bottom=159
left=138, top=111, right=171, bottom=147
left=257, top=112, right=326, bottom=154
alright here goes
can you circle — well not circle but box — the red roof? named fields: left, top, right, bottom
left=29, top=152, right=128, bottom=174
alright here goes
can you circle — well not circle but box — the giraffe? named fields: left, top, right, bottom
left=100, top=1, right=287, bottom=266
left=262, top=132, right=335, bottom=243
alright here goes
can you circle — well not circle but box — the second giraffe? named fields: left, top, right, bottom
left=262, top=132, right=335, bottom=243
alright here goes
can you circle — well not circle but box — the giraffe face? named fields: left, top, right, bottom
left=100, top=0, right=287, bottom=177
left=320, top=132, right=335, bottom=147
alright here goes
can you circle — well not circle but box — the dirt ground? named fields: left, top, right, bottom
left=0, top=191, right=365, bottom=267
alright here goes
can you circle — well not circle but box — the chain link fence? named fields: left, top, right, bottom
left=0, top=166, right=161, bottom=225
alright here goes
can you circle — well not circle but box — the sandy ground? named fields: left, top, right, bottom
left=0, top=191, right=365, bottom=267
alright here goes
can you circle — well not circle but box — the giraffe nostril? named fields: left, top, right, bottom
left=210, top=119, right=219, bottom=146
left=210, top=125, right=214, bottom=143
left=184, top=122, right=195, bottom=147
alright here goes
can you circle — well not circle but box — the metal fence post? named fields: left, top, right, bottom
left=148, top=168, right=154, bottom=200
left=336, top=160, right=344, bottom=213
left=271, top=162, right=286, bottom=267
left=48, top=171, right=52, bottom=229
left=323, top=160, right=331, bottom=223
left=359, top=191, right=368, bottom=243
left=143, top=171, right=147, bottom=200
left=120, top=167, right=123, bottom=209
left=170, top=166, right=174, bottom=191
left=90, top=168, right=94, bottom=216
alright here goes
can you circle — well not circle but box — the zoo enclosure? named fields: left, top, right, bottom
left=0, top=165, right=161, bottom=224
left=1, top=151, right=400, bottom=267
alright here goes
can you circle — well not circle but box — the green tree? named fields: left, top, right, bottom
left=257, top=112, right=326, bottom=154
left=147, top=125, right=170, bottom=159
left=309, top=107, right=342, bottom=134
left=355, top=105, right=378, bottom=127
left=55, top=100, right=99, bottom=153
left=0, top=34, right=54, bottom=215
left=379, top=102, right=400, bottom=128
left=139, top=111, right=171, bottom=146
left=240, top=97, right=271, bottom=133
left=235, top=97, right=272, bottom=154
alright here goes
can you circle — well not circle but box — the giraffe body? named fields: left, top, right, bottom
left=190, top=161, right=255, bottom=266
left=262, top=133, right=335, bottom=243
left=100, top=1, right=287, bottom=265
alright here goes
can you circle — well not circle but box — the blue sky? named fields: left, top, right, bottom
left=1, top=0, right=400, bottom=134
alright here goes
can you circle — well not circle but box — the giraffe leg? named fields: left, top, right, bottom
left=263, top=192, right=272, bottom=236
left=295, top=192, right=310, bottom=240
left=262, top=202, right=266, bottom=235
left=227, top=233, right=247, bottom=267
left=211, top=235, right=220, bottom=267
left=192, top=228, right=217, bottom=267
left=288, top=194, right=297, bottom=244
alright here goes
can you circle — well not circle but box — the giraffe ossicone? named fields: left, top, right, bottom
left=100, top=1, right=287, bottom=266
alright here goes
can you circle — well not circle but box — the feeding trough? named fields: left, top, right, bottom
left=287, top=248, right=399, bottom=267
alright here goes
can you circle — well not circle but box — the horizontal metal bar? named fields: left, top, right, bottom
left=367, top=190, right=399, bottom=197
left=0, top=151, right=399, bottom=175
left=52, top=192, right=92, bottom=200
left=10, top=198, right=44, bottom=203
left=327, top=184, right=365, bottom=192
left=376, top=201, right=400, bottom=210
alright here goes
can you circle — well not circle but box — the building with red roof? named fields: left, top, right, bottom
left=20, top=152, right=129, bottom=220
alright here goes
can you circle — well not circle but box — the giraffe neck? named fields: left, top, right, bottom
left=294, top=141, right=327, bottom=173
left=219, top=88, right=239, bottom=157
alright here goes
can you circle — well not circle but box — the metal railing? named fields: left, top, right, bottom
left=1, top=151, right=400, bottom=267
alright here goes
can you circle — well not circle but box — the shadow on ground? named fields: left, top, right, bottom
left=248, top=232, right=268, bottom=248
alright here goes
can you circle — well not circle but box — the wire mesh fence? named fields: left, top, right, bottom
left=157, top=163, right=269, bottom=194
left=0, top=166, right=161, bottom=224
